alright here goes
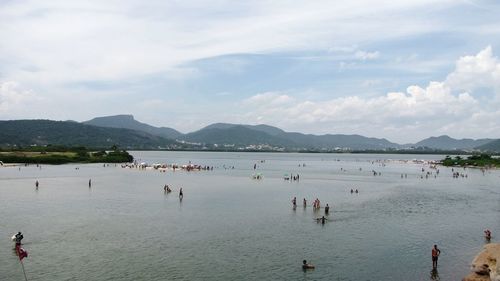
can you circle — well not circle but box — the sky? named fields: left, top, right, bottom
left=1, top=0, right=500, bottom=143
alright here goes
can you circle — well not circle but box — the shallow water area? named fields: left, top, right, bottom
left=1, top=152, right=499, bottom=280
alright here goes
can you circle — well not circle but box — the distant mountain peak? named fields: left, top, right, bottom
left=83, top=115, right=181, bottom=139
left=92, top=114, right=135, bottom=120
left=199, top=123, right=285, bottom=136
left=435, top=135, right=452, bottom=139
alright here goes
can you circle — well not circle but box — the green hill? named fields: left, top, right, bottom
left=0, top=120, right=176, bottom=149
left=182, top=123, right=400, bottom=150
left=182, top=125, right=296, bottom=147
left=475, top=139, right=500, bottom=152
left=414, top=135, right=493, bottom=150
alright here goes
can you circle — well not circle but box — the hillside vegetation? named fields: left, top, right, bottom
left=0, top=120, right=175, bottom=149
left=0, top=146, right=133, bottom=164
left=441, top=154, right=500, bottom=167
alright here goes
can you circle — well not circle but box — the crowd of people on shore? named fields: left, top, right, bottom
left=122, top=162, right=214, bottom=172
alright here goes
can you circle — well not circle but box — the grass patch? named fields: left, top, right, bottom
left=0, top=148, right=133, bottom=164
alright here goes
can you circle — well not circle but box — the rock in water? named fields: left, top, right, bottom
left=463, top=272, right=491, bottom=281
left=463, top=243, right=500, bottom=281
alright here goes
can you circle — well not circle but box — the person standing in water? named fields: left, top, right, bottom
left=89, top=179, right=92, bottom=188
left=35, top=180, right=39, bottom=188
left=432, top=245, right=441, bottom=269
left=303, top=198, right=307, bottom=208
left=292, top=197, right=297, bottom=207
left=316, top=216, right=327, bottom=225
left=485, top=229, right=492, bottom=240
left=325, top=204, right=330, bottom=215
left=179, top=188, right=183, bottom=199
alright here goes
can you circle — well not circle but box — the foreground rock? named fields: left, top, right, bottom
left=463, top=243, right=500, bottom=281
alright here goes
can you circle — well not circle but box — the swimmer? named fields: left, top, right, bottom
left=302, top=260, right=315, bottom=270
left=316, top=216, right=328, bottom=225
left=14, top=232, right=23, bottom=246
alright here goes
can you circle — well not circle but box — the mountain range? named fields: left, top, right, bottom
left=412, top=135, right=494, bottom=150
left=87, top=115, right=401, bottom=150
left=1, top=115, right=499, bottom=152
left=0, top=120, right=176, bottom=149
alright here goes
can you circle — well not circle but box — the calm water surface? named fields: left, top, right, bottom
left=1, top=152, right=499, bottom=280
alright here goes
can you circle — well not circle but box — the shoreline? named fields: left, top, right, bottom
left=463, top=243, right=500, bottom=281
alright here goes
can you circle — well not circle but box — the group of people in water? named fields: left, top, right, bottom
left=163, top=185, right=183, bottom=199
left=312, top=198, right=320, bottom=209
left=293, top=197, right=327, bottom=211
left=452, top=172, right=468, bottom=178
left=291, top=197, right=330, bottom=225
left=284, top=174, right=300, bottom=181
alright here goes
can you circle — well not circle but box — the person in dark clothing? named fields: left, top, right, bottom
left=14, top=232, right=23, bottom=246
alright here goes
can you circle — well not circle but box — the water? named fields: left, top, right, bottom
left=1, top=152, right=499, bottom=280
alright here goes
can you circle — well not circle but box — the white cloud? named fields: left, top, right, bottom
left=445, top=46, right=500, bottom=92
left=243, top=82, right=477, bottom=126
left=354, top=50, right=380, bottom=60
left=0, top=0, right=455, bottom=85
left=0, top=81, right=38, bottom=115
left=240, top=47, right=500, bottom=143
left=244, top=92, right=294, bottom=106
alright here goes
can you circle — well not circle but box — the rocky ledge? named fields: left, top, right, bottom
left=463, top=243, right=500, bottom=281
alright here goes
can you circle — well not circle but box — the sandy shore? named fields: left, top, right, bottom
left=463, top=243, right=500, bottom=281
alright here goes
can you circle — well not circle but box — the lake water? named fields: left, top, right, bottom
left=1, top=152, right=499, bottom=281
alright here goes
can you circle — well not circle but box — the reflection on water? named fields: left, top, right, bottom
left=1, top=152, right=499, bottom=281
left=430, top=268, right=440, bottom=280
